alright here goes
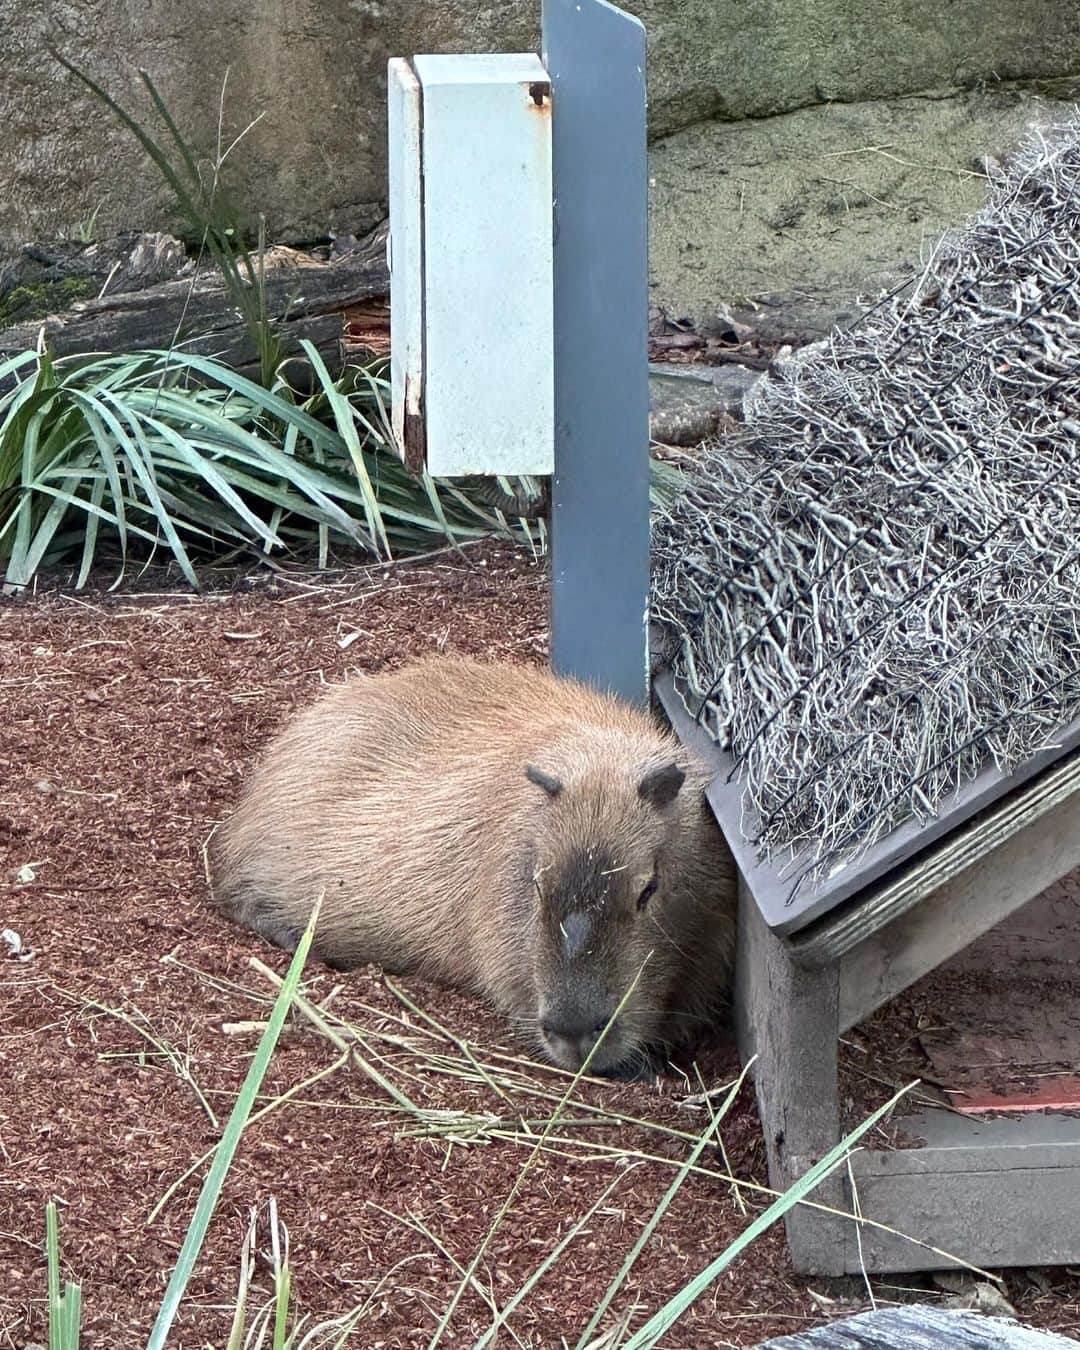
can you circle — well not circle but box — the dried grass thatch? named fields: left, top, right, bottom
left=652, top=117, right=1080, bottom=890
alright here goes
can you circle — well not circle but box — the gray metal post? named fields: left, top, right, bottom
left=542, top=0, right=650, bottom=705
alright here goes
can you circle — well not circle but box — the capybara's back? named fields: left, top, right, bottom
left=212, top=657, right=547, bottom=985
left=210, top=655, right=736, bottom=1073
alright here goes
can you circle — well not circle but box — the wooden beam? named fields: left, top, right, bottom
left=836, top=777, right=1080, bottom=1032
left=0, top=227, right=389, bottom=373
left=790, top=748, right=1080, bottom=970
left=736, top=882, right=848, bottom=1275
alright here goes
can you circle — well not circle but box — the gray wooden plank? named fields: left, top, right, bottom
left=842, top=1113, right=1080, bottom=1271
left=793, top=749, right=1080, bottom=971
left=736, top=881, right=848, bottom=1275
left=902, top=1109, right=1080, bottom=1153
left=835, top=780, right=1080, bottom=1031
left=544, top=0, right=651, bottom=704
left=756, top=1305, right=1079, bottom=1347
left=845, top=1151, right=1080, bottom=1272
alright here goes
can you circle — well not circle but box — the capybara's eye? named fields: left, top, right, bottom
left=636, top=876, right=658, bottom=911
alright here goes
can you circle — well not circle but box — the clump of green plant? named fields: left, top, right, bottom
left=0, top=277, right=97, bottom=330
left=28, top=56, right=687, bottom=591
left=0, top=344, right=560, bottom=589
left=69, top=202, right=104, bottom=246
left=0, top=342, right=682, bottom=590
left=226, top=1199, right=366, bottom=1350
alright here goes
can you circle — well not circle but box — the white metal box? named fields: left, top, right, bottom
left=388, top=53, right=554, bottom=478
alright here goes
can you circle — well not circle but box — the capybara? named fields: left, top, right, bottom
left=209, top=656, right=736, bottom=1075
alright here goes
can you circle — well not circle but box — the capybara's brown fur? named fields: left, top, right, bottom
left=209, top=656, right=736, bottom=1074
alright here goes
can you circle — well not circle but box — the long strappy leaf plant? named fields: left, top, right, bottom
left=0, top=344, right=569, bottom=589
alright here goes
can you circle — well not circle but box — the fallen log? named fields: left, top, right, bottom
left=757, top=1306, right=1079, bottom=1348
left=0, top=224, right=390, bottom=378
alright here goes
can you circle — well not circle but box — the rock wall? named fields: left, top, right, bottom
left=2, top=0, right=1079, bottom=322
left=651, top=81, right=1080, bottom=334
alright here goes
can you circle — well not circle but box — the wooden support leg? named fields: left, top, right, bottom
left=735, top=880, right=848, bottom=1275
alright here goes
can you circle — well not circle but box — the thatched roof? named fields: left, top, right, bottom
left=653, top=117, right=1080, bottom=888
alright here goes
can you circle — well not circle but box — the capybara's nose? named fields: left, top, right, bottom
left=540, top=1009, right=615, bottom=1066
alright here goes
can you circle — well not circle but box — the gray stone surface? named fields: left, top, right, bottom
left=3, top=0, right=1079, bottom=262
left=630, top=2, right=1080, bottom=134
left=649, top=83, right=1080, bottom=334
left=648, top=363, right=761, bottom=444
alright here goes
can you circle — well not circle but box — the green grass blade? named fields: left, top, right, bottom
left=19, top=469, right=89, bottom=583
left=69, top=394, right=131, bottom=557
left=52, top=53, right=205, bottom=231
left=46, top=1202, right=61, bottom=1350
left=115, top=441, right=199, bottom=585
left=308, top=438, right=330, bottom=569
left=575, top=1060, right=754, bottom=1350
left=418, top=473, right=464, bottom=555
left=11, top=402, right=49, bottom=573
left=153, top=353, right=342, bottom=448
left=649, top=458, right=685, bottom=509
left=45, top=1200, right=82, bottom=1350
left=85, top=389, right=203, bottom=585
left=0, top=360, right=51, bottom=493
left=272, top=1265, right=291, bottom=1350
left=428, top=967, right=649, bottom=1349
left=137, top=68, right=202, bottom=190
left=144, top=456, right=351, bottom=539
left=475, top=1171, right=627, bottom=1350
left=63, top=1284, right=83, bottom=1350
left=145, top=897, right=323, bottom=1350
left=224, top=1208, right=257, bottom=1350
left=301, top=341, right=390, bottom=557
left=138, top=411, right=280, bottom=548
left=0, top=349, right=39, bottom=388
left=620, top=1084, right=914, bottom=1349
left=127, top=384, right=369, bottom=545
left=2, top=498, right=33, bottom=586
left=135, top=69, right=259, bottom=337
left=3, top=342, right=545, bottom=586
left=74, top=473, right=107, bottom=588
left=30, top=480, right=178, bottom=550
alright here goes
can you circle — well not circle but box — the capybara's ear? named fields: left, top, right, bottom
left=525, top=764, right=564, bottom=798
left=638, top=761, right=685, bottom=808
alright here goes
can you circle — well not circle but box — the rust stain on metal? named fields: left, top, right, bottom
left=402, top=374, right=427, bottom=475
left=527, top=80, right=551, bottom=113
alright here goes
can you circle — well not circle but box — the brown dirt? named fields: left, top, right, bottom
left=2, top=540, right=1078, bottom=1348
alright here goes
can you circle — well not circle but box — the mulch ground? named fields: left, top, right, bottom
left=2, top=540, right=1078, bottom=1348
